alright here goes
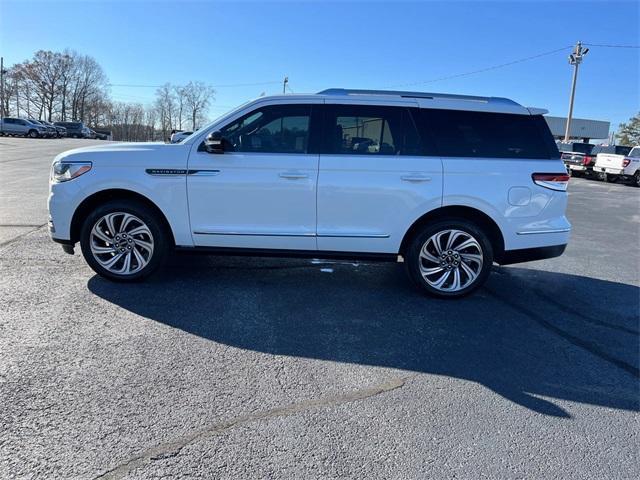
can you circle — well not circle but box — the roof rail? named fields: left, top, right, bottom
left=317, top=88, right=520, bottom=106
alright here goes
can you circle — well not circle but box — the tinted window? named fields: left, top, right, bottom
left=416, top=109, right=555, bottom=159
left=592, top=145, right=633, bottom=156
left=220, top=104, right=311, bottom=154
left=629, top=147, right=640, bottom=158
left=558, top=142, right=594, bottom=154
left=323, top=105, right=422, bottom=155
left=614, top=146, right=633, bottom=155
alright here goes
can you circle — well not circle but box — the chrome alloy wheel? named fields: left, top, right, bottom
left=89, top=212, right=154, bottom=275
left=418, top=229, right=484, bottom=292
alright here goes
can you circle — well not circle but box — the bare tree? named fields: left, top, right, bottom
left=153, top=83, right=176, bottom=140
left=70, top=54, right=108, bottom=122
left=2, top=49, right=219, bottom=142
left=174, top=85, right=187, bottom=130
left=1, top=66, right=21, bottom=117
left=57, top=50, right=77, bottom=121
left=183, top=81, right=215, bottom=130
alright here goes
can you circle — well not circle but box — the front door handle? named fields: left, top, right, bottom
left=279, top=172, right=308, bottom=180
left=401, top=174, right=432, bottom=182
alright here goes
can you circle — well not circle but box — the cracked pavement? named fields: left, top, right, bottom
left=0, top=138, right=638, bottom=479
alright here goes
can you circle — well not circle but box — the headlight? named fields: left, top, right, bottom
left=51, top=161, right=92, bottom=183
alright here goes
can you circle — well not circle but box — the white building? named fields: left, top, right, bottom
left=545, top=116, right=610, bottom=142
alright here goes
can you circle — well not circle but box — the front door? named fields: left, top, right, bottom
left=187, top=103, right=320, bottom=250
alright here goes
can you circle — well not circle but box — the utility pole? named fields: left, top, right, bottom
left=563, top=41, right=589, bottom=142
left=283, top=76, right=288, bottom=94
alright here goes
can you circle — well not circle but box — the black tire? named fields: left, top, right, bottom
left=80, top=200, right=169, bottom=282
left=404, top=219, right=494, bottom=298
left=594, top=171, right=606, bottom=181
left=28, top=129, right=38, bottom=138
left=604, top=173, right=618, bottom=183
left=569, top=169, right=583, bottom=178
left=633, top=172, right=640, bottom=188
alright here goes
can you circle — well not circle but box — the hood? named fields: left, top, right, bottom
left=53, top=142, right=188, bottom=166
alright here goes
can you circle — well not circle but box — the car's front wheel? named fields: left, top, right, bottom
left=405, top=220, right=493, bottom=298
left=80, top=200, right=169, bottom=282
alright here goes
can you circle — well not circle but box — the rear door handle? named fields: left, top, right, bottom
left=279, top=172, right=309, bottom=179
left=401, top=174, right=432, bottom=182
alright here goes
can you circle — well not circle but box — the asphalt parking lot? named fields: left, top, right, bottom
left=1, top=137, right=638, bottom=479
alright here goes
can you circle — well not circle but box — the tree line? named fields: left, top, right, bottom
left=1, top=50, right=215, bottom=141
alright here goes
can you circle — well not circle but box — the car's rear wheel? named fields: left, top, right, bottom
left=569, top=169, right=582, bottom=178
left=80, top=200, right=169, bottom=282
left=405, top=219, right=493, bottom=298
left=633, top=171, right=640, bottom=188
left=603, top=173, right=617, bottom=183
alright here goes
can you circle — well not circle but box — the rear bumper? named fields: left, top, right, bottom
left=497, top=244, right=567, bottom=265
left=593, top=166, right=624, bottom=175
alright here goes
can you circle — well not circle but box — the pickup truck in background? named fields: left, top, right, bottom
left=592, top=145, right=639, bottom=186
left=558, top=142, right=595, bottom=177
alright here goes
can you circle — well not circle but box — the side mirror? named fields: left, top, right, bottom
left=204, top=131, right=225, bottom=154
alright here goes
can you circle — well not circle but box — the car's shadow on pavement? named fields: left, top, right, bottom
left=88, top=254, right=640, bottom=418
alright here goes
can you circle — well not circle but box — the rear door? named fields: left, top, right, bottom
left=316, top=102, right=443, bottom=253
left=17, top=119, right=29, bottom=135
left=2, top=118, right=15, bottom=134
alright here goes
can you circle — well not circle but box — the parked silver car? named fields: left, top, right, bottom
left=0, top=117, right=48, bottom=137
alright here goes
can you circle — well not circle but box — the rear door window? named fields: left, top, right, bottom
left=322, top=105, right=423, bottom=156
left=416, top=109, right=556, bottom=159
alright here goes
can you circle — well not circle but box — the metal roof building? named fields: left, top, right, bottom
left=545, top=116, right=610, bottom=142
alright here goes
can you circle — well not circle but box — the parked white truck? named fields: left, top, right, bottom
left=593, top=145, right=640, bottom=186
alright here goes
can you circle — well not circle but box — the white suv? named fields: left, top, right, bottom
left=48, top=88, right=570, bottom=297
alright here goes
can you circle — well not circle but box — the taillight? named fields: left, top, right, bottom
left=583, top=155, right=593, bottom=165
left=532, top=173, right=570, bottom=191
left=622, top=158, right=631, bottom=168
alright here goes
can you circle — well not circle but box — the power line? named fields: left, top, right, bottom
left=108, top=80, right=281, bottom=88
left=386, top=46, right=573, bottom=89
left=583, top=43, right=640, bottom=49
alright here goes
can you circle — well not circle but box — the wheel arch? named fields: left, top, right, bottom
left=70, top=189, right=175, bottom=246
left=399, top=205, right=505, bottom=261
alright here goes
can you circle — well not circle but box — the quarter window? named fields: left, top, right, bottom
left=416, top=109, right=555, bottom=159
left=219, top=105, right=311, bottom=154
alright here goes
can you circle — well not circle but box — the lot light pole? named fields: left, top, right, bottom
left=0, top=57, right=5, bottom=118
left=563, top=41, right=589, bottom=142
left=283, top=76, right=288, bottom=94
